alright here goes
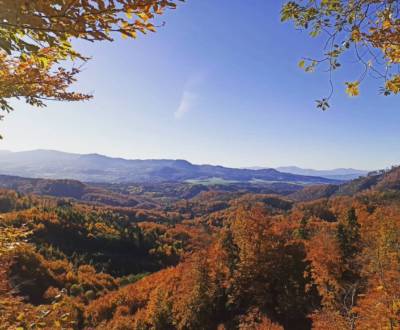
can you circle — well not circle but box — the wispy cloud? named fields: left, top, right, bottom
left=174, top=72, right=206, bottom=119
left=174, top=91, right=198, bottom=119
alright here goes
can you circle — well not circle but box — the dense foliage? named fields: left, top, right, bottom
left=1, top=167, right=400, bottom=329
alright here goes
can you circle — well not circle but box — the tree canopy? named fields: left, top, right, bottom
left=0, top=0, right=179, bottom=129
left=281, top=0, right=400, bottom=109
left=0, top=0, right=398, bottom=126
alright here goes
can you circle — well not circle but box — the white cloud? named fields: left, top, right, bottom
left=174, top=71, right=207, bottom=119
left=174, top=91, right=198, bottom=119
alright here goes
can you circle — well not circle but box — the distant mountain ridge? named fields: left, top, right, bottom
left=275, top=166, right=369, bottom=180
left=0, top=150, right=338, bottom=185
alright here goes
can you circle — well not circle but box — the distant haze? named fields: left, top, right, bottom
left=244, top=166, right=369, bottom=180
left=0, top=149, right=341, bottom=185
left=275, top=166, right=369, bottom=181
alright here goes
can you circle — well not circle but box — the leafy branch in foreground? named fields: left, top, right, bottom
left=0, top=0, right=181, bottom=126
left=281, top=0, right=400, bottom=110
left=0, top=50, right=91, bottom=110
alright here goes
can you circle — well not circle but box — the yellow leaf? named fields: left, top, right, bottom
left=126, top=10, right=133, bottom=19
left=386, top=76, right=400, bottom=94
left=345, top=81, right=360, bottom=97
left=351, top=26, right=362, bottom=42
left=147, top=24, right=156, bottom=32
left=138, top=12, right=149, bottom=21
left=382, top=19, right=392, bottom=30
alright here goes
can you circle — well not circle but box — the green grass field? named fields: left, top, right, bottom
left=185, top=177, right=239, bottom=185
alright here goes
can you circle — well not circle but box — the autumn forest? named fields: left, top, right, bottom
left=1, top=1, right=400, bottom=329
left=0, top=166, right=399, bottom=329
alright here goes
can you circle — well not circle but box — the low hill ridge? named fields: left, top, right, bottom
left=290, top=166, right=400, bottom=201
left=0, top=150, right=338, bottom=185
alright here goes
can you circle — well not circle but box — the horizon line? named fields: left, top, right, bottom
left=0, top=148, right=378, bottom=172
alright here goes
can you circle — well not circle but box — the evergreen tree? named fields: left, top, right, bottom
left=337, top=208, right=360, bottom=260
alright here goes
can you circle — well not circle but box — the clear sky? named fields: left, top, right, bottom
left=1, top=1, right=399, bottom=170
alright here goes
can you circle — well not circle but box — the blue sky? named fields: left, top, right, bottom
left=1, top=1, right=399, bottom=170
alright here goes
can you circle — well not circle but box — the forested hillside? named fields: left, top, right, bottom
left=1, top=167, right=400, bottom=329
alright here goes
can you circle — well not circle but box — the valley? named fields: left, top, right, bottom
left=1, top=163, right=399, bottom=329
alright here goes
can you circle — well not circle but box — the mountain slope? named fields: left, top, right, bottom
left=290, top=167, right=400, bottom=201
left=0, top=150, right=339, bottom=185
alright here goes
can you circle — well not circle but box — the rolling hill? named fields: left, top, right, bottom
left=290, top=167, right=400, bottom=201
left=0, top=150, right=339, bottom=185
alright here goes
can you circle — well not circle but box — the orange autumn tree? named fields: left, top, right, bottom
left=0, top=50, right=90, bottom=123
left=281, top=0, right=400, bottom=109
left=354, top=207, right=400, bottom=329
left=0, top=0, right=180, bottom=129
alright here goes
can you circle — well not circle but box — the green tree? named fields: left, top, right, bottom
left=337, top=208, right=361, bottom=261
